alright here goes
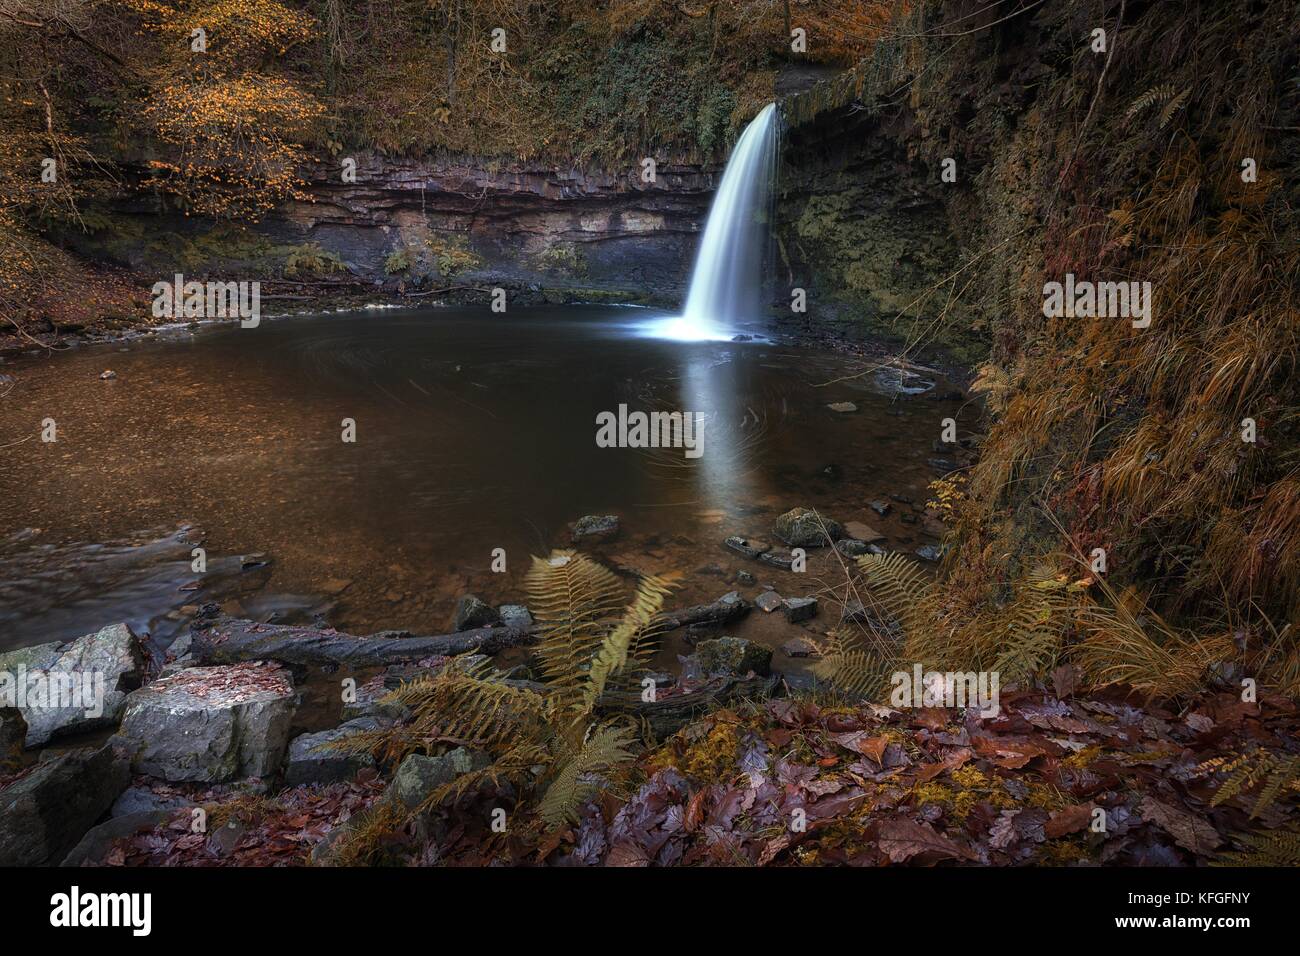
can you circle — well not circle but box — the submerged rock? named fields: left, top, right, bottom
left=835, top=538, right=884, bottom=558
left=570, top=514, right=620, bottom=543
left=915, top=545, right=944, bottom=562
left=724, top=535, right=770, bottom=559
left=843, top=521, right=885, bottom=544
left=772, top=507, right=844, bottom=547
left=0, top=742, right=130, bottom=866
left=451, top=594, right=501, bottom=632
left=0, top=623, right=146, bottom=747
left=118, top=662, right=296, bottom=783
left=780, top=636, right=821, bottom=658
left=782, top=596, right=818, bottom=623
left=827, top=401, right=858, bottom=413
left=869, top=500, right=892, bottom=517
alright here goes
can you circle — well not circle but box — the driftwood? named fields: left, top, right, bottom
left=656, top=592, right=750, bottom=631
left=191, top=617, right=538, bottom=668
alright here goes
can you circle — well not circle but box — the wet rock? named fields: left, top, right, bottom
left=869, top=500, right=891, bottom=517
left=118, top=662, right=296, bottom=783
left=782, top=596, right=818, bottom=623
left=0, top=708, right=25, bottom=765
left=724, top=535, right=771, bottom=559
left=772, top=507, right=844, bottom=547
left=499, top=604, right=533, bottom=631
left=755, top=591, right=784, bottom=613
left=736, top=570, right=757, bottom=586
left=759, top=549, right=798, bottom=571
left=451, top=594, right=501, bottom=632
left=827, top=401, right=858, bottom=413
left=389, top=748, right=490, bottom=810
left=836, top=538, right=885, bottom=558
left=284, top=717, right=386, bottom=787
left=901, top=513, right=919, bottom=525
left=780, top=636, right=821, bottom=658
left=0, top=622, right=146, bottom=747
left=341, top=674, right=410, bottom=722
left=570, top=514, right=620, bottom=543
left=915, top=545, right=943, bottom=562
left=928, top=458, right=960, bottom=475
left=890, top=494, right=915, bottom=506
left=0, top=742, right=130, bottom=866
left=99, top=369, right=116, bottom=380
left=688, top=637, right=772, bottom=678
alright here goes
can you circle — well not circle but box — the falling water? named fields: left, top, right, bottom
left=649, top=103, right=780, bottom=341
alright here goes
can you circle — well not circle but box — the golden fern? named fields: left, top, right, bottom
left=814, top=627, right=897, bottom=700
left=856, top=550, right=936, bottom=640
left=1213, top=824, right=1300, bottom=866
left=1126, top=83, right=1190, bottom=127
left=333, top=551, right=678, bottom=833
left=537, top=724, right=639, bottom=827
left=1209, top=749, right=1300, bottom=818
left=989, top=564, right=1078, bottom=686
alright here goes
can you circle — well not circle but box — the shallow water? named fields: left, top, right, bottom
left=0, top=305, right=967, bottom=660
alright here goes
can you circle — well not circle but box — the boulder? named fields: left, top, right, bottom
left=110, top=785, right=194, bottom=819
left=688, top=637, right=772, bottom=678
left=782, top=596, right=818, bottom=623
left=62, top=809, right=174, bottom=866
left=284, top=716, right=386, bottom=787
left=0, top=742, right=130, bottom=865
left=772, top=508, right=843, bottom=548
left=117, top=662, right=296, bottom=782
left=389, top=748, right=489, bottom=810
left=0, top=623, right=146, bottom=747
left=570, top=514, right=620, bottom=543
left=451, top=594, right=501, bottom=632
left=0, top=707, right=25, bottom=765
left=498, top=604, right=533, bottom=631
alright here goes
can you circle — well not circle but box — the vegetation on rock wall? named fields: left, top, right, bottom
left=793, top=0, right=1300, bottom=705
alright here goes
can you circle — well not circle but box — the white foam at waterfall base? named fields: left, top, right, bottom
left=640, top=103, right=779, bottom=342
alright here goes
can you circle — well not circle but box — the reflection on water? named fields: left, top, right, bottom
left=0, top=305, right=964, bottom=651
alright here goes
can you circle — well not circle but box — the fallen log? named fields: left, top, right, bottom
left=656, top=591, right=750, bottom=631
left=191, top=617, right=538, bottom=668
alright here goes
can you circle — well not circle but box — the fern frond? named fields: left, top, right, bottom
left=538, top=724, right=639, bottom=828
left=814, top=627, right=897, bottom=700
left=1213, top=824, right=1300, bottom=866
left=581, top=572, right=678, bottom=713
left=855, top=551, right=935, bottom=639
left=527, top=550, right=628, bottom=692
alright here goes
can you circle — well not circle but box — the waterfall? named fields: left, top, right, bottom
left=650, top=103, right=779, bottom=341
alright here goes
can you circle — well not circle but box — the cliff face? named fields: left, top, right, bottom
left=61, top=155, right=721, bottom=304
